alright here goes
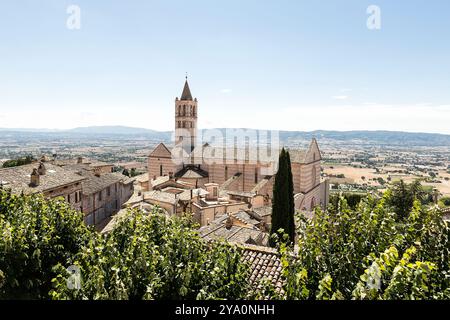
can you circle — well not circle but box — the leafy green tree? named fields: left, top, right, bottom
left=50, top=210, right=251, bottom=300
left=0, top=190, right=252, bottom=300
left=270, top=148, right=295, bottom=247
left=439, top=197, right=450, bottom=207
left=277, top=192, right=450, bottom=300
left=0, top=189, right=91, bottom=299
left=330, top=193, right=366, bottom=210
left=2, top=155, right=34, bottom=168
left=387, top=180, right=433, bottom=220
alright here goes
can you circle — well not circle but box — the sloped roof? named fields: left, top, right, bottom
left=220, top=173, right=242, bottom=191
left=78, top=171, right=127, bottom=195
left=149, top=143, right=172, bottom=158
left=199, top=215, right=268, bottom=246
left=174, top=165, right=208, bottom=179
left=181, top=170, right=205, bottom=179
left=251, top=206, right=272, bottom=218
left=234, top=211, right=261, bottom=226
left=227, top=190, right=256, bottom=198
left=151, top=175, right=171, bottom=188
left=144, top=190, right=177, bottom=205
left=288, top=150, right=307, bottom=163
left=251, top=176, right=272, bottom=193
left=0, top=163, right=86, bottom=195
left=241, top=244, right=284, bottom=294
left=191, top=144, right=310, bottom=164
left=180, top=80, right=193, bottom=101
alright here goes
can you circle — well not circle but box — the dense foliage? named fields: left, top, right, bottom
left=2, top=155, right=34, bottom=168
left=439, top=197, right=450, bottom=208
left=330, top=192, right=366, bottom=209
left=50, top=210, right=250, bottom=300
left=0, top=189, right=90, bottom=299
left=1, top=181, right=449, bottom=300
left=275, top=191, right=450, bottom=300
left=387, top=180, right=435, bottom=220
left=270, top=148, right=295, bottom=246
left=0, top=189, right=250, bottom=300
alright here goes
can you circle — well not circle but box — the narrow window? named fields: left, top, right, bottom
left=312, top=166, right=316, bottom=185
left=254, top=167, right=258, bottom=184
left=160, top=164, right=163, bottom=176
left=225, top=166, right=228, bottom=180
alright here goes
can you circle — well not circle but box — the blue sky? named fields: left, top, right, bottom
left=0, top=0, right=449, bottom=133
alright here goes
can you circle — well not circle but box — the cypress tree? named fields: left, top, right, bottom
left=285, top=150, right=296, bottom=243
left=270, top=148, right=296, bottom=247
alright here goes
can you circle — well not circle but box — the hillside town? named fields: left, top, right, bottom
left=1, top=80, right=329, bottom=248
left=1, top=79, right=450, bottom=298
left=0, top=79, right=332, bottom=293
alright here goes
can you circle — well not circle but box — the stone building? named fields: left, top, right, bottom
left=0, top=157, right=134, bottom=227
left=148, top=79, right=329, bottom=220
left=77, top=171, right=133, bottom=225
left=0, top=162, right=84, bottom=211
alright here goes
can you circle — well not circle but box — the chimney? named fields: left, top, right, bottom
left=205, top=183, right=219, bottom=201
left=77, top=156, right=83, bottom=164
left=30, top=168, right=40, bottom=187
left=38, top=162, right=46, bottom=175
left=225, top=216, right=233, bottom=230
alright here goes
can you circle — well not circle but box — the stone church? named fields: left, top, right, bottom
left=148, top=79, right=329, bottom=212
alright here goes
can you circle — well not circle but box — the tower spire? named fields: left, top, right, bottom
left=175, top=76, right=198, bottom=153
left=181, top=76, right=193, bottom=101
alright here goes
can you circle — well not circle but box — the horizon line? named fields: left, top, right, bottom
left=1, top=125, right=450, bottom=136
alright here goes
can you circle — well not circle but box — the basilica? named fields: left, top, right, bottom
left=146, top=79, right=329, bottom=228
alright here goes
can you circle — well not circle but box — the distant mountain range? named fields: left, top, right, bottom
left=1, top=126, right=450, bottom=146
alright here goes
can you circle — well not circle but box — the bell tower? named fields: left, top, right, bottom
left=175, top=76, right=198, bottom=153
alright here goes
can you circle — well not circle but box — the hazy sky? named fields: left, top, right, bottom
left=0, top=0, right=449, bottom=133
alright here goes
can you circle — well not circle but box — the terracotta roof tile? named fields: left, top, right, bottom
left=241, top=244, right=285, bottom=295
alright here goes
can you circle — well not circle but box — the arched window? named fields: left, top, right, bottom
left=313, top=153, right=316, bottom=161
left=159, top=165, right=163, bottom=176
left=183, top=105, right=186, bottom=116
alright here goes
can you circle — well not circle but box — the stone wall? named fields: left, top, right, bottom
left=148, top=156, right=179, bottom=180
left=43, top=182, right=83, bottom=211
left=82, top=182, right=133, bottom=226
